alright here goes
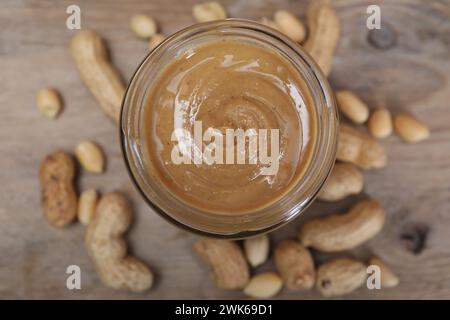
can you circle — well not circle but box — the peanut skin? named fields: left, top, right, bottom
left=274, top=10, right=306, bottom=43
left=86, top=192, right=153, bottom=292
left=316, top=258, right=367, bottom=297
left=318, top=163, right=364, bottom=201
left=194, top=239, right=249, bottom=289
left=337, top=124, right=387, bottom=169
left=70, top=30, right=125, bottom=123
left=304, top=0, right=340, bottom=76
left=274, top=240, right=315, bottom=290
left=39, top=151, right=77, bottom=227
left=299, top=200, right=386, bottom=252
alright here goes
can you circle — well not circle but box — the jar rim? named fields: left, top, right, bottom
left=120, top=19, right=338, bottom=239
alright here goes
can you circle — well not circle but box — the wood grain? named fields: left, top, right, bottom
left=0, top=0, right=450, bottom=299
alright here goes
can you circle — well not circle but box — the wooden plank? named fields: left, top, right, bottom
left=0, top=0, right=449, bottom=299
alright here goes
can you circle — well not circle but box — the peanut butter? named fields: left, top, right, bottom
left=143, top=40, right=316, bottom=213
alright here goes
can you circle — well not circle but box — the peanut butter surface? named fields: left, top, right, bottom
left=143, top=40, right=316, bottom=213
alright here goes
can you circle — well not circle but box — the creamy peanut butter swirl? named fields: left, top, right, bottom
left=144, top=40, right=316, bottom=213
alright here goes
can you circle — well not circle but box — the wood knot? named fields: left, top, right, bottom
left=368, top=24, right=397, bottom=50
left=399, top=222, right=429, bottom=255
left=321, top=279, right=331, bottom=288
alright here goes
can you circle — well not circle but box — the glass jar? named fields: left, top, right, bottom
left=120, top=19, right=338, bottom=238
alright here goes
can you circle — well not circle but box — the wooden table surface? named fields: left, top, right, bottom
left=1, top=0, right=450, bottom=299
